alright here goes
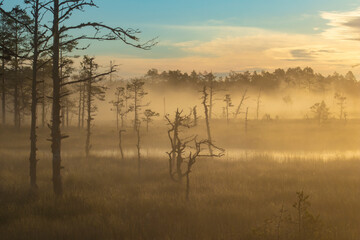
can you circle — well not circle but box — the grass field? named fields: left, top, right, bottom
left=0, top=120, right=359, bottom=240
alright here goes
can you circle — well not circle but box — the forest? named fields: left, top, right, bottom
left=0, top=1, right=359, bottom=240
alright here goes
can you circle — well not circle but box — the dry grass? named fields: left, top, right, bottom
left=0, top=120, right=359, bottom=239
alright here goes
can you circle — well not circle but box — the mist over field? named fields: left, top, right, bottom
left=1, top=1, right=360, bottom=240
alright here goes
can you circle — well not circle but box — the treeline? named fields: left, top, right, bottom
left=144, top=67, right=360, bottom=95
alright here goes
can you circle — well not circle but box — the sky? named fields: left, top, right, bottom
left=2, top=0, right=360, bottom=78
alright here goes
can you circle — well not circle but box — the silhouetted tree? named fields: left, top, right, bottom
left=202, top=86, right=213, bottom=155
left=142, top=109, right=159, bottom=132
left=127, top=78, right=148, bottom=131
left=48, top=0, right=156, bottom=196
left=165, top=109, right=191, bottom=181
left=166, top=109, right=224, bottom=200
left=80, top=56, right=107, bottom=159
left=110, top=86, right=132, bottom=130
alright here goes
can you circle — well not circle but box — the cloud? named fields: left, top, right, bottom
left=321, top=8, right=360, bottom=40
left=91, top=7, right=360, bottom=78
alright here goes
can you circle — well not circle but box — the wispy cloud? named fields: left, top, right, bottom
left=321, top=7, right=360, bottom=40
left=94, top=6, right=360, bottom=77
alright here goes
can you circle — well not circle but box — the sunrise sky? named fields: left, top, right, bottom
left=3, top=0, right=360, bottom=78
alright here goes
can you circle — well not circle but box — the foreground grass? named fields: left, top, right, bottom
left=0, top=150, right=359, bottom=240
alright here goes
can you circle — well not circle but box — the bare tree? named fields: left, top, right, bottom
left=48, top=0, right=156, bottom=196
left=234, top=89, right=248, bottom=119
left=201, top=86, right=213, bottom=155
left=165, top=109, right=191, bottom=181
left=166, top=110, right=224, bottom=200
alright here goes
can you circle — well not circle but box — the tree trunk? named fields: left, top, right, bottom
left=1, top=52, right=5, bottom=125
left=136, top=123, right=141, bottom=176
left=51, top=0, right=63, bottom=196
left=209, top=79, right=213, bottom=120
left=134, top=87, right=137, bottom=131
left=118, top=130, right=124, bottom=161
left=66, top=103, right=69, bottom=127
left=202, top=87, right=213, bottom=155
left=85, top=62, right=92, bottom=159
left=29, top=1, right=39, bottom=193
left=41, top=78, right=45, bottom=127
left=81, top=84, right=85, bottom=128
left=186, top=172, right=190, bottom=201
left=77, top=83, right=82, bottom=128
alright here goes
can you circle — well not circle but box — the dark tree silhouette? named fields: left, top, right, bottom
left=48, top=0, right=156, bottom=196
left=202, top=86, right=213, bottom=155
left=126, top=78, right=148, bottom=131
left=80, top=56, right=107, bottom=159
left=166, top=109, right=224, bottom=200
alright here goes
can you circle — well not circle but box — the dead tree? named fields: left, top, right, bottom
left=202, top=86, right=213, bottom=155
left=234, top=89, right=248, bottom=119
left=166, top=111, right=224, bottom=200
left=224, top=94, right=233, bottom=125
left=165, top=109, right=191, bottom=181
left=183, top=139, right=224, bottom=200
left=142, top=108, right=159, bottom=132
left=48, top=0, right=156, bottom=196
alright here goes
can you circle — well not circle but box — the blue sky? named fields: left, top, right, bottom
left=2, top=0, right=360, bottom=76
